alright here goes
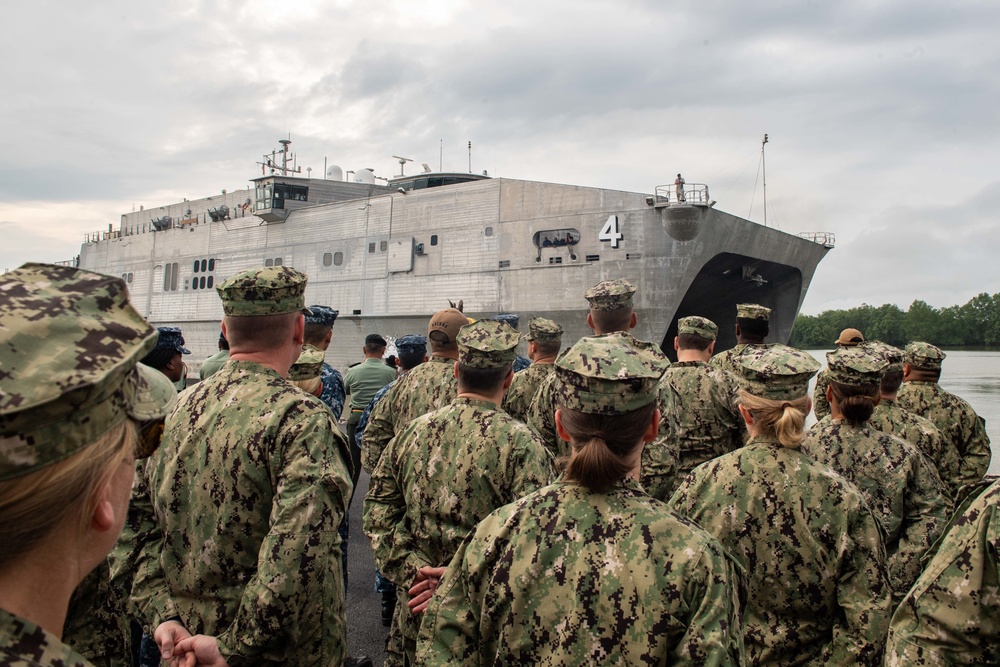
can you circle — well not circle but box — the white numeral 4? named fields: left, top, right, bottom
left=598, top=215, right=623, bottom=248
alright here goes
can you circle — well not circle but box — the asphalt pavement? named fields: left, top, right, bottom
left=346, top=469, right=389, bottom=666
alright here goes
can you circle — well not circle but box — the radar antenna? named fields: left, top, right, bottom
left=258, top=137, right=302, bottom=176
left=393, top=155, right=413, bottom=177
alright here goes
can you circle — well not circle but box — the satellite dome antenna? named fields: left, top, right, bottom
left=393, top=155, right=413, bottom=177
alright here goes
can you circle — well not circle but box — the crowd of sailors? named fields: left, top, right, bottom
left=0, top=262, right=995, bottom=667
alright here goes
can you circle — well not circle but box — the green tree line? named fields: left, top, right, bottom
left=789, top=293, right=1000, bottom=349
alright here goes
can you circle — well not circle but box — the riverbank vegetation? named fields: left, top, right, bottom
left=790, top=293, right=1000, bottom=349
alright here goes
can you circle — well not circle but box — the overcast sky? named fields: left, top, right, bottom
left=2, top=0, right=998, bottom=314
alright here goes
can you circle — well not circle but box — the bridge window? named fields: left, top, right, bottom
left=534, top=229, right=579, bottom=248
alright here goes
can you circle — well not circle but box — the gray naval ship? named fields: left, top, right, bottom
left=74, top=140, right=834, bottom=374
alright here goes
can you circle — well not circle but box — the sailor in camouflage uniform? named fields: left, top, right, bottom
left=365, top=319, right=555, bottom=665
left=643, top=315, right=742, bottom=501
left=527, top=279, right=648, bottom=457
left=490, top=313, right=531, bottom=372
left=501, top=317, right=563, bottom=423
left=130, top=266, right=354, bottom=667
left=303, top=305, right=347, bottom=421
left=0, top=264, right=174, bottom=667
left=361, top=308, right=467, bottom=472
left=887, top=478, right=1000, bottom=664
left=418, top=334, right=744, bottom=666
left=813, top=327, right=865, bottom=420
left=801, top=345, right=952, bottom=602
left=669, top=343, right=892, bottom=666
left=708, top=303, right=771, bottom=376
left=865, top=341, right=963, bottom=498
left=897, top=341, right=992, bottom=492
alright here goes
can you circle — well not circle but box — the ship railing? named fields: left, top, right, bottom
left=652, top=183, right=710, bottom=207
left=797, top=232, right=836, bottom=248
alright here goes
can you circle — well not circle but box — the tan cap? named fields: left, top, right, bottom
left=834, top=328, right=865, bottom=346
left=428, top=308, right=468, bottom=346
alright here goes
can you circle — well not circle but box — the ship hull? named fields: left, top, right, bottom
left=80, top=176, right=830, bottom=373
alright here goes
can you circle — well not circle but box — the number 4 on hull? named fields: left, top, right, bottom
left=599, top=215, right=623, bottom=248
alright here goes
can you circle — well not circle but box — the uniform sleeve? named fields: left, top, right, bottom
left=361, top=383, right=397, bottom=473
left=887, top=452, right=953, bottom=599
left=363, top=432, right=432, bottom=588
left=319, top=366, right=346, bottom=421
left=415, top=534, right=483, bottom=667
left=215, top=413, right=353, bottom=666
left=129, top=458, right=179, bottom=627
left=827, top=504, right=892, bottom=666
left=958, top=414, right=992, bottom=488
left=525, top=375, right=563, bottom=459
left=814, top=371, right=832, bottom=421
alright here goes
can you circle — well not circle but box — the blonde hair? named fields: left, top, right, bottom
left=559, top=403, right=656, bottom=493
left=0, top=420, right=136, bottom=569
left=738, top=390, right=809, bottom=448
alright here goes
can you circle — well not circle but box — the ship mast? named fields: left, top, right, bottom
left=259, top=138, right=302, bottom=176
left=761, top=133, right=769, bottom=228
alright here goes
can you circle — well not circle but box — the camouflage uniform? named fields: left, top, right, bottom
left=417, top=331, right=743, bottom=666
left=813, top=368, right=832, bottom=420
left=306, top=306, right=346, bottom=421
left=897, top=342, right=991, bottom=490
left=63, top=563, right=129, bottom=667
left=670, top=343, right=892, bottom=665
left=870, top=400, right=962, bottom=498
left=644, top=316, right=742, bottom=501
left=0, top=608, right=93, bottom=667
left=887, top=478, right=1000, bottom=665
left=709, top=303, right=770, bottom=376
left=502, top=318, right=563, bottom=423
left=801, top=346, right=952, bottom=601
left=131, top=267, right=354, bottom=667
left=0, top=264, right=175, bottom=667
left=361, top=356, right=458, bottom=472
left=364, top=320, right=555, bottom=664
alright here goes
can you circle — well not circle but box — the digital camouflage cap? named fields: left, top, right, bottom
left=554, top=333, right=669, bottom=415
left=904, top=341, right=947, bottom=371
left=735, top=343, right=820, bottom=400
left=394, top=334, right=427, bottom=355
left=825, top=345, right=887, bottom=387
left=304, top=305, right=338, bottom=327
left=491, top=313, right=520, bottom=330
left=865, top=340, right=904, bottom=373
left=0, top=263, right=174, bottom=480
left=216, top=266, right=311, bottom=317
left=584, top=279, right=636, bottom=311
left=524, top=317, right=563, bottom=342
left=677, top=316, right=718, bottom=341
left=289, top=344, right=326, bottom=381
left=736, top=303, right=771, bottom=321
left=151, top=326, right=191, bottom=355
left=457, top=320, right=520, bottom=369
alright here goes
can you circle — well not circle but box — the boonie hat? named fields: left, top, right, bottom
left=834, top=328, right=865, bottom=346
left=216, top=266, right=311, bottom=317
left=457, top=320, right=520, bottom=369
left=289, top=344, right=326, bottom=381
left=524, top=317, right=563, bottom=342
left=826, top=346, right=887, bottom=387
left=554, top=333, right=668, bottom=415
left=736, top=304, right=771, bottom=321
left=305, top=305, right=339, bottom=327
left=678, top=316, right=718, bottom=341
left=735, top=344, right=820, bottom=400
left=904, top=342, right=946, bottom=371
left=584, top=279, right=636, bottom=311
left=0, top=264, right=174, bottom=481
left=428, top=308, right=468, bottom=347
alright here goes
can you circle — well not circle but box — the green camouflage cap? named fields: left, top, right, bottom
left=288, top=344, right=325, bottom=381
left=865, top=340, right=904, bottom=373
left=130, top=363, right=178, bottom=422
left=0, top=263, right=171, bottom=481
left=677, top=316, right=718, bottom=341
left=524, top=317, right=564, bottom=342
left=216, top=266, right=311, bottom=317
left=904, top=341, right=946, bottom=371
left=825, top=345, right=887, bottom=387
left=457, top=320, right=520, bottom=369
left=554, top=333, right=669, bottom=415
left=736, top=303, right=771, bottom=321
left=584, top=279, right=636, bottom=311
left=736, top=344, right=821, bottom=400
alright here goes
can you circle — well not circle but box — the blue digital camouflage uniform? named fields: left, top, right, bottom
left=887, top=478, right=1000, bottom=665
left=318, top=362, right=346, bottom=421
